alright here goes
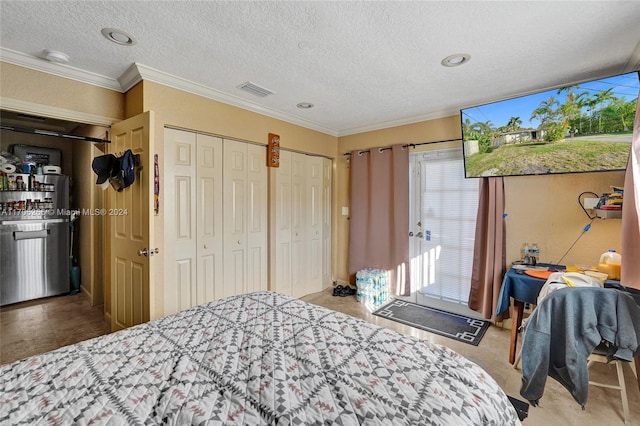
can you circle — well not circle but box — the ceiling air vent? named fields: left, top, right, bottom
left=237, top=81, right=275, bottom=97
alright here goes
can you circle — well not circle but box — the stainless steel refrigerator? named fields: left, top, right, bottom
left=0, top=174, right=70, bottom=306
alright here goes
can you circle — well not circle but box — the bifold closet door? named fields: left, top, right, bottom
left=275, top=152, right=331, bottom=298
left=223, top=140, right=267, bottom=297
left=322, top=158, right=332, bottom=288
left=196, top=134, right=223, bottom=303
left=290, top=153, right=305, bottom=297
left=164, top=128, right=223, bottom=315
left=274, top=150, right=293, bottom=296
left=304, top=154, right=323, bottom=297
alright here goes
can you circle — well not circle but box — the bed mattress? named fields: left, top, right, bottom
left=0, top=291, right=519, bottom=425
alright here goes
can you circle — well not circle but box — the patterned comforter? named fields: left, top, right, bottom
left=0, top=291, right=519, bottom=425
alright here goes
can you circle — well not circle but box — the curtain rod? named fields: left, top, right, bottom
left=342, top=138, right=461, bottom=156
left=1, top=125, right=111, bottom=143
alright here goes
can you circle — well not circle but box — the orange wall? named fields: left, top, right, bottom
left=1, top=62, right=626, bottom=313
left=336, top=116, right=624, bottom=283
left=336, top=116, right=462, bottom=283
left=134, top=81, right=339, bottom=318
left=0, top=62, right=124, bottom=121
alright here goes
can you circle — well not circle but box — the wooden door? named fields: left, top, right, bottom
left=196, top=134, right=223, bottom=303
left=110, top=112, right=153, bottom=331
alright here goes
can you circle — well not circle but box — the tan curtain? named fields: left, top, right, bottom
left=468, top=177, right=507, bottom=320
left=621, top=96, right=640, bottom=290
left=349, top=145, right=410, bottom=295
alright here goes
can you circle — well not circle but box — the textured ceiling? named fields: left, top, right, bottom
left=1, top=1, right=640, bottom=136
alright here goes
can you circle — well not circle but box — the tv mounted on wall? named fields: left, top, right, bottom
left=461, top=71, right=640, bottom=178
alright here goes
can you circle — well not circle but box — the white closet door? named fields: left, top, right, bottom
left=322, top=158, right=332, bottom=287
left=245, top=143, right=267, bottom=293
left=290, top=153, right=306, bottom=298
left=275, top=151, right=292, bottom=295
left=196, top=134, right=223, bottom=304
left=274, top=152, right=331, bottom=298
left=223, top=140, right=267, bottom=297
left=164, top=128, right=197, bottom=315
left=306, top=155, right=323, bottom=294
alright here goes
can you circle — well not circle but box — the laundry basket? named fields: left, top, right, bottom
left=356, top=268, right=390, bottom=307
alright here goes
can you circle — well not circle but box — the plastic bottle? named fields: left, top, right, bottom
left=530, top=243, right=540, bottom=263
left=598, top=249, right=621, bottom=280
left=521, top=242, right=529, bottom=261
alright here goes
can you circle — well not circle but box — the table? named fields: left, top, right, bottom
left=496, top=265, right=559, bottom=364
left=497, top=266, right=640, bottom=395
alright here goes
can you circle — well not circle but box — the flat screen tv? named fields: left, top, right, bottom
left=460, top=71, right=639, bottom=178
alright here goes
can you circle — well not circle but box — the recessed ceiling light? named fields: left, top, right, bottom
left=297, top=102, right=314, bottom=109
left=41, top=49, right=69, bottom=64
left=101, top=28, right=137, bottom=46
left=441, top=53, right=471, bottom=67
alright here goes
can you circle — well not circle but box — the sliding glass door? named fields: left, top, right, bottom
left=405, top=149, right=480, bottom=317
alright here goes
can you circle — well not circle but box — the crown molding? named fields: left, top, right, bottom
left=337, top=108, right=460, bottom=137
left=2, top=48, right=462, bottom=137
left=0, top=48, right=123, bottom=92
left=0, top=97, right=119, bottom=127
left=124, top=63, right=339, bottom=136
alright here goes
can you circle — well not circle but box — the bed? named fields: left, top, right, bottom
left=0, top=291, right=519, bottom=425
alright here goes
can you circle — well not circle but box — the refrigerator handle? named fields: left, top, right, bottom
left=13, top=229, right=50, bottom=240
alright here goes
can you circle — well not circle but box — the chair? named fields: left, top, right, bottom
left=518, top=287, right=640, bottom=422
left=587, top=342, right=638, bottom=426
left=514, top=342, right=638, bottom=425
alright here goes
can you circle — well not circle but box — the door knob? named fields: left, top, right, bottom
left=409, top=231, right=414, bottom=236
left=138, top=248, right=159, bottom=257
left=204, top=244, right=208, bottom=249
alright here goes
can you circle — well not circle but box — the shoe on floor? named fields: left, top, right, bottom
left=338, top=286, right=356, bottom=297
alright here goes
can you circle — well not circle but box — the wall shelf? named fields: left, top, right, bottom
left=595, top=209, right=621, bottom=219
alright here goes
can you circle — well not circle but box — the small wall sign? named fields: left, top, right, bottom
left=267, top=133, right=280, bottom=167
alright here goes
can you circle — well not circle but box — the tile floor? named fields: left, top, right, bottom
left=1, top=289, right=638, bottom=425
left=0, top=293, right=110, bottom=365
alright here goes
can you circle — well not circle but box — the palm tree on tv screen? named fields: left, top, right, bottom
left=506, top=116, right=522, bottom=132
left=593, top=88, right=616, bottom=133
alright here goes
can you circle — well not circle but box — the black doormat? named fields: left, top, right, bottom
left=373, top=299, right=490, bottom=346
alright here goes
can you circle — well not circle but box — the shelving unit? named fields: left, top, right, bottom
left=595, top=208, right=622, bottom=219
